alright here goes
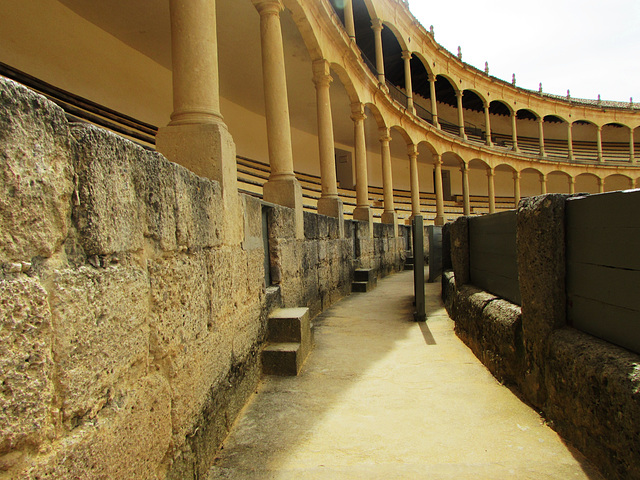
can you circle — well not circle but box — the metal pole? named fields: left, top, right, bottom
left=413, top=216, right=426, bottom=322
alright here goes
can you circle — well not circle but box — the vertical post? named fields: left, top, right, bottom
left=513, top=171, right=521, bottom=207
left=541, top=173, right=548, bottom=194
left=413, top=216, right=425, bottom=321
left=538, top=116, right=546, bottom=157
left=252, top=0, right=303, bottom=238
left=371, top=18, right=386, bottom=86
left=630, top=127, right=636, bottom=164
left=344, top=0, right=356, bottom=41
left=511, top=111, right=519, bottom=152
left=456, top=90, right=466, bottom=139
left=379, top=127, right=397, bottom=232
left=351, top=103, right=372, bottom=226
left=408, top=144, right=420, bottom=218
left=402, top=50, right=415, bottom=113
left=567, top=121, right=574, bottom=161
left=597, top=125, right=603, bottom=162
left=598, top=177, right=605, bottom=193
left=569, top=176, right=576, bottom=194
left=484, top=101, right=493, bottom=146
left=461, top=163, right=471, bottom=216
left=487, top=167, right=496, bottom=214
left=313, top=60, right=343, bottom=222
left=429, top=74, right=439, bottom=128
left=434, top=154, right=445, bottom=226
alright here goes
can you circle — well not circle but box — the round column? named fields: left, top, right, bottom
left=434, top=154, right=445, bottom=225
left=567, top=122, right=574, bottom=161
left=168, top=0, right=223, bottom=125
left=344, top=0, right=356, bottom=41
left=630, top=127, right=636, bottom=163
left=371, top=19, right=385, bottom=85
left=429, top=75, right=439, bottom=128
left=379, top=128, right=395, bottom=214
left=484, top=101, right=492, bottom=146
left=540, top=173, right=548, bottom=194
left=569, top=176, right=576, bottom=194
left=538, top=117, right=546, bottom=157
left=253, top=0, right=295, bottom=181
left=461, top=163, right=471, bottom=215
left=313, top=61, right=338, bottom=199
left=408, top=145, right=420, bottom=217
left=487, top=167, right=496, bottom=214
left=402, top=51, right=414, bottom=112
left=456, top=90, right=466, bottom=139
left=511, top=111, right=519, bottom=152
left=351, top=103, right=371, bottom=220
left=513, top=171, right=521, bottom=207
left=596, top=125, right=603, bottom=162
left=598, top=177, right=605, bottom=193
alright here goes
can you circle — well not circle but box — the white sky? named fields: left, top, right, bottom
left=407, top=0, right=640, bottom=102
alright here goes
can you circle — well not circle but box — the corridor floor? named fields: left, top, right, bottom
left=208, top=270, right=604, bottom=480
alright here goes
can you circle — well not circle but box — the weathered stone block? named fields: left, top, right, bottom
left=25, top=373, right=171, bottom=480
left=49, top=265, right=150, bottom=425
left=0, top=78, right=73, bottom=263
left=242, top=195, right=264, bottom=251
left=0, top=276, right=53, bottom=454
left=450, top=216, right=470, bottom=286
left=303, top=211, right=319, bottom=240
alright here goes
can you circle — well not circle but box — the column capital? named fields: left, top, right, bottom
left=540, top=173, right=547, bottom=181
left=569, top=176, right=576, bottom=184
left=513, top=171, right=521, bottom=180
left=407, top=143, right=419, bottom=158
left=597, top=124, right=603, bottom=131
left=371, top=18, right=384, bottom=31
left=433, top=153, right=442, bottom=165
left=401, top=50, right=412, bottom=61
left=251, top=0, right=283, bottom=15
left=455, top=89, right=464, bottom=100
left=460, top=162, right=468, bottom=172
left=427, top=73, right=437, bottom=83
left=312, top=60, right=333, bottom=88
left=487, top=166, right=495, bottom=177
left=378, top=127, right=391, bottom=143
left=537, top=115, right=544, bottom=124
left=350, top=102, right=366, bottom=121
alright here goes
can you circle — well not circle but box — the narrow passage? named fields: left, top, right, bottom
left=208, top=270, right=603, bottom=480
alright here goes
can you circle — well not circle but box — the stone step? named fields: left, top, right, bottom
left=351, top=281, right=373, bottom=293
left=353, top=268, right=375, bottom=283
left=262, top=342, right=304, bottom=376
left=404, top=263, right=414, bottom=271
left=262, top=308, right=312, bottom=376
left=405, top=256, right=415, bottom=265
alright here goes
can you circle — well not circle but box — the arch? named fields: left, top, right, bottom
left=468, top=158, right=491, bottom=198
left=575, top=173, right=600, bottom=194
left=547, top=171, right=572, bottom=193
left=515, top=109, right=542, bottom=155
left=435, top=74, right=458, bottom=106
left=571, top=120, right=599, bottom=161
left=390, top=124, right=413, bottom=146
left=489, top=100, right=513, bottom=116
left=330, top=62, right=361, bottom=105
left=604, top=174, right=633, bottom=192
left=489, top=102, right=515, bottom=149
left=381, top=21, right=409, bottom=52
left=462, top=89, right=487, bottom=110
left=601, top=122, right=631, bottom=162
left=542, top=115, right=569, bottom=159
left=520, top=167, right=544, bottom=197
left=380, top=22, right=406, bottom=98
left=364, top=102, right=387, bottom=129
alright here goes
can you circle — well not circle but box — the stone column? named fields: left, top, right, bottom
left=540, top=173, right=547, bottom=194
left=630, top=127, right=636, bottom=163
left=313, top=60, right=343, bottom=221
left=379, top=128, right=397, bottom=231
left=433, top=154, right=445, bottom=225
left=484, top=101, right=492, bottom=146
left=402, top=50, right=415, bottom=113
left=598, top=177, right=605, bottom=193
left=428, top=74, right=439, bottom=128
left=569, top=176, right=576, bottom=194
left=567, top=122, right=574, bottom=161
left=513, top=171, right=521, bottom=207
left=408, top=144, right=420, bottom=218
left=252, top=0, right=303, bottom=238
left=537, top=117, right=546, bottom=157
left=456, top=90, right=466, bottom=139
left=156, top=0, right=240, bottom=241
left=461, top=163, right=471, bottom=215
left=344, top=0, right=356, bottom=41
left=511, top=111, right=519, bottom=152
left=596, top=125, right=603, bottom=162
left=371, top=18, right=386, bottom=86
left=487, top=167, right=496, bottom=214
left=351, top=103, right=372, bottom=225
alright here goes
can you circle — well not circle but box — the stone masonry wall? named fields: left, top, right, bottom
left=442, top=196, right=640, bottom=480
left=0, top=78, right=408, bottom=479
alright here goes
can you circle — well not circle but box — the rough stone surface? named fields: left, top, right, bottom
left=0, top=78, right=73, bottom=263
left=0, top=276, right=53, bottom=455
left=545, top=329, right=640, bottom=480
left=449, top=216, right=470, bottom=286
left=49, top=265, right=150, bottom=426
left=25, top=373, right=172, bottom=480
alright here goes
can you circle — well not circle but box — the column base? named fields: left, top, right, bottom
left=264, top=177, right=304, bottom=239
left=317, top=197, right=344, bottom=238
left=353, top=206, right=373, bottom=237
left=434, top=215, right=445, bottom=226
left=381, top=211, right=398, bottom=237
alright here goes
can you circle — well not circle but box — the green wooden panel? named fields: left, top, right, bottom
left=566, top=262, right=640, bottom=312
left=567, top=227, right=640, bottom=271
left=566, top=190, right=640, bottom=229
left=469, top=251, right=518, bottom=279
left=568, top=294, right=640, bottom=355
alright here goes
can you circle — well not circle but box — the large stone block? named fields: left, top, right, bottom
left=49, top=265, right=150, bottom=425
left=24, top=373, right=171, bottom=480
left=0, top=78, right=73, bottom=263
left=0, top=276, right=53, bottom=454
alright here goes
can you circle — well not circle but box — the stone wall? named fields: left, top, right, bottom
left=442, top=195, right=640, bottom=480
left=0, top=78, right=408, bottom=479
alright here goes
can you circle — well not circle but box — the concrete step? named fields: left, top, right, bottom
left=352, top=269, right=377, bottom=293
left=404, top=256, right=415, bottom=270
left=262, top=308, right=311, bottom=376
left=351, top=281, right=373, bottom=292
